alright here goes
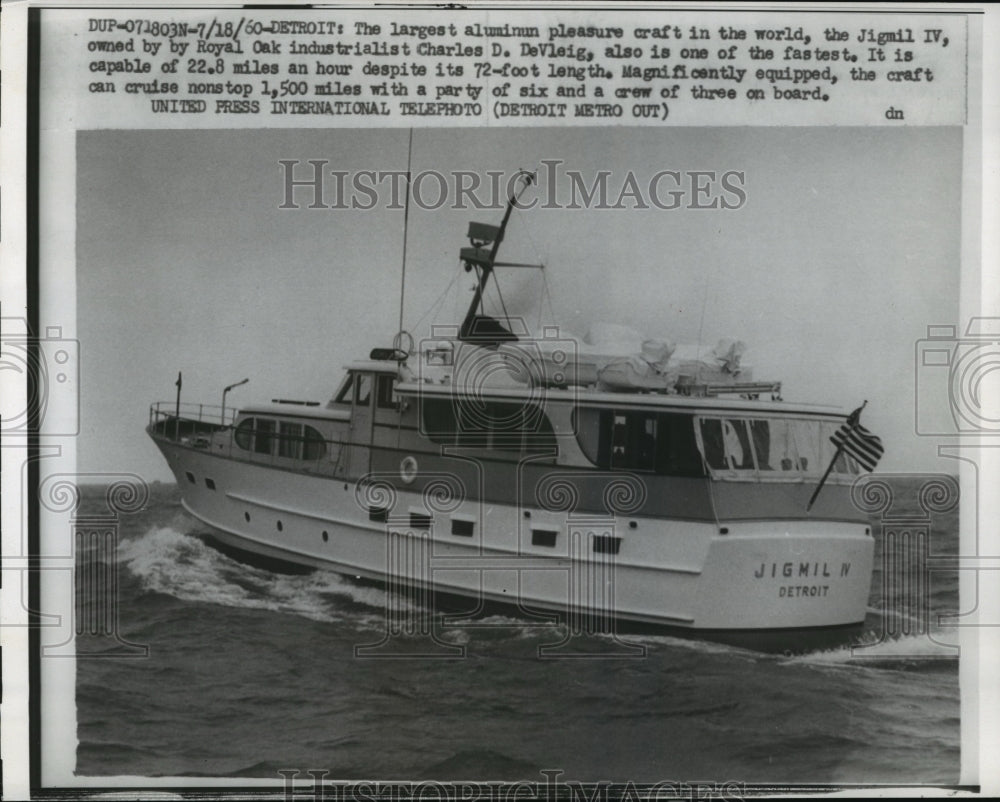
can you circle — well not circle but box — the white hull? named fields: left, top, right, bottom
left=156, top=440, right=875, bottom=641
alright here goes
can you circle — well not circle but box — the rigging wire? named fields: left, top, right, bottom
left=694, top=256, right=721, bottom=383
left=510, top=200, right=552, bottom=333
left=493, top=271, right=512, bottom=330
left=397, top=127, right=413, bottom=340
left=410, top=266, right=459, bottom=335
left=540, top=268, right=558, bottom=331
left=394, top=127, right=414, bottom=452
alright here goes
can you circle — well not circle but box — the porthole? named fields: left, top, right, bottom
left=400, top=455, right=419, bottom=484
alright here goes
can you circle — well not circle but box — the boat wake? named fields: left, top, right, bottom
left=117, top=524, right=409, bottom=630
left=782, top=627, right=960, bottom=670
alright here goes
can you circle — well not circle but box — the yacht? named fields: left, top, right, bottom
left=148, top=173, right=880, bottom=650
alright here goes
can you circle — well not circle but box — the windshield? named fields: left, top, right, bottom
left=696, top=415, right=859, bottom=481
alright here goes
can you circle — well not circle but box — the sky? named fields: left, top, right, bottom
left=75, top=126, right=963, bottom=483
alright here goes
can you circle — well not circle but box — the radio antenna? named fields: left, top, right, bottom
left=398, top=127, right=413, bottom=342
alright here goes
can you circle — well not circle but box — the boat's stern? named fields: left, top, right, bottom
left=692, top=520, right=874, bottom=636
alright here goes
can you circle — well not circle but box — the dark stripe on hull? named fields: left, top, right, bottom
left=151, top=430, right=866, bottom=524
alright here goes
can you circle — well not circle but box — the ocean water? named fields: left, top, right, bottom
left=75, top=479, right=961, bottom=786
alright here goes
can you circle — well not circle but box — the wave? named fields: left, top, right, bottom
left=117, top=525, right=414, bottom=630
left=783, top=628, right=960, bottom=670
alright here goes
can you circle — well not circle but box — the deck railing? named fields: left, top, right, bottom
left=147, top=401, right=348, bottom=477
left=148, top=401, right=237, bottom=431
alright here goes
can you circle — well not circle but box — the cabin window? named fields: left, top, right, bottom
left=575, top=409, right=602, bottom=464
left=422, top=398, right=459, bottom=443
left=334, top=374, right=355, bottom=405
left=655, top=413, right=705, bottom=476
left=698, top=418, right=754, bottom=472
left=605, top=412, right=658, bottom=471
left=355, top=373, right=373, bottom=406
left=303, top=426, right=326, bottom=460
left=376, top=375, right=398, bottom=410
left=788, top=419, right=820, bottom=474
left=421, top=398, right=555, bottom=452
left=333, top=373, right=354, bottom=406
left=573, top=409, right=703, bottom=477
left=235, top=416, right=326, bottom=461
left=279, top=422, right=304, bottom=459
left=455, top=401, right=490, bottom=448
left=754, top=418, right=792, bottom=471
left=234, top=418, right=254, bottom=450
left=276, top=421, right=327, bottom=461
left=696, top=416, right=861, bottom=480
left=254, top=419, right=276, bottom=455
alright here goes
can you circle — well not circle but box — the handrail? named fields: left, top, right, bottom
left=147, top=400, right=349, bottom=479
left=149, top=400, right=237, bottom=427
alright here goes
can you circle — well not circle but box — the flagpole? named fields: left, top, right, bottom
left=807, top=400, right=866, bottom=512
left=174, top=371, right=182, bottom=442
left=806, top=446, right=842, bottom=512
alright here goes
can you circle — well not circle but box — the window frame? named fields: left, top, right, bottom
left=420, top=396, right=556, bottom=454
left=376, top=374, right=399, bottom=410
left=234, top=418, right=255, bottom=451
left=572, top=408, right=704, bottom=477
left=694, top=414, right=861, bottom=483
left=354, top=373, right=373, bottom=407
left=278, top=421, right=304, bottom=460
left=334, top=374, right=355, bottom=405
left=253, top=418, right=276, bottom=456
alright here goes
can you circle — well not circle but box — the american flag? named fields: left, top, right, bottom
left=830, top=404, right=884, bottom=472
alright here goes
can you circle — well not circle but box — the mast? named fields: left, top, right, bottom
left=458, top=170, right=535, bottom=343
